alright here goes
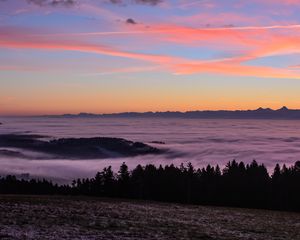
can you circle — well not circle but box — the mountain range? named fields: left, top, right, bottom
left=41, top=106, right=300, bottom=119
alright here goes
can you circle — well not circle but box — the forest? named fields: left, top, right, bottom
left=0, top=160, right=299, bottom=212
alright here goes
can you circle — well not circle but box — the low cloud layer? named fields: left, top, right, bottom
left=1, top=117, right=300, bottom=183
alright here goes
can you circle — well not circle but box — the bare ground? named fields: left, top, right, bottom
left=0, top=195, right=299, bottom=240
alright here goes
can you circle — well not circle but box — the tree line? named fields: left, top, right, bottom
left=0, top=160, right=299, bottom=212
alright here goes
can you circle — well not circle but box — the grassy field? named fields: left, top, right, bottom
left=0, top=195, right=299, bottom=240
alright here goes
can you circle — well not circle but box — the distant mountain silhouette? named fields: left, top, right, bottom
left=44, top=106, right=300, bottom=119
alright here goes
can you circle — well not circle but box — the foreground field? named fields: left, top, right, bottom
left=0, top=195, right=299, bottom=240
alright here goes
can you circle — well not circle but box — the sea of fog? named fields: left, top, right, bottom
left=1, top=117, right=300, bottom=182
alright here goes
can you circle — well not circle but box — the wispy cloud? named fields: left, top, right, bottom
left=174, top=60, right=300, bottom=79
left=0, top=0, right=163, bottom=7
left=257, top=0, right=300, bottom=6
left=108, top=0, right=162, bottom=6
left=27, top=0, right=77, bottom=7
left=1, top=25, right=300, bottom=79
left=0, top=27, right=175, bottom=65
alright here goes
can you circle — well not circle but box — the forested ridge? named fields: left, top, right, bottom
left=1, top=160, right=299, bottom=212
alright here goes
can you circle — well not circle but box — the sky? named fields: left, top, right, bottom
left=1, top=0, right=300, bottom=115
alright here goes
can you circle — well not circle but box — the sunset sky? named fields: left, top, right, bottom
left=1, top=0, right=300, bottom=115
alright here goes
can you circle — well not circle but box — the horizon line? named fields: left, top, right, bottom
left=0, top=106, right=296, bottom=118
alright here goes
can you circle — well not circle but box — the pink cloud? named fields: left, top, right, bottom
left=2, top=25, right=300, bottom=79
left=259, top=0, right=300, bottom=5
left=174, top=60, right=300, bottom=79
left=0, top=27, right=175, bottom=65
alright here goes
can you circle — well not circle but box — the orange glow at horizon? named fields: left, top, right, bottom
left=1, top=88, right=300, bottom=116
